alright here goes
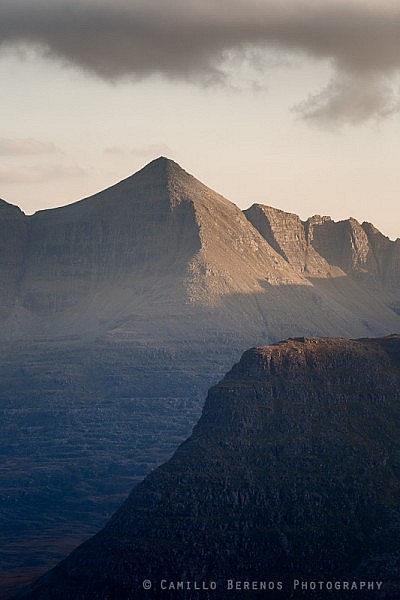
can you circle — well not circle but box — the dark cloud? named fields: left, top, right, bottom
left=294, top=73, right=400, bottom=124
left=1, top=1, right=400, bottom=122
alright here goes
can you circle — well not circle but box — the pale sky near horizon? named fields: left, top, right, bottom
left=1, top=0, right=400, bottom=239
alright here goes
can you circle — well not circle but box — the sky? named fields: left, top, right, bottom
left=0, top=0, right=399, bottom=239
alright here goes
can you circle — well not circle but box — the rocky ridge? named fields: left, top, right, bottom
left=0, top=157, right=399, bottom=342
left=244, top=202, right=400, bottom=287
left=20, top=335, right=400, bottom=599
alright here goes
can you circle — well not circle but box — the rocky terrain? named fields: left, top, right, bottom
left=1, top=157, right=399, bottom=595
left=1, top=157, right=399, bottom=342
left=19, top=335, right=400, bottom=599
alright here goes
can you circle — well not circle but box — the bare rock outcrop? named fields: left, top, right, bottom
left=20, top=335, right=400, bottom=600
left=363, top=221, right=400, bottom=293
left=244, top=204, right=341, bottom=277
left=306, top=215, right=380, bottom=281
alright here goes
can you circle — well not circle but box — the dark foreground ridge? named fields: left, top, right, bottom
left=20, top=335, right=400, bottom=599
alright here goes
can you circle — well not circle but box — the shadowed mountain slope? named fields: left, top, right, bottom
left=2, top=157, right=307, bottom=341
left=0, top=199, right=29, bottom=321
left=20, top=335, right=400, bottom=600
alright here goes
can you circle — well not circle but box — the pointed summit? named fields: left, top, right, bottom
left=126, top=155, right=185, bottom=182
left=138, top=155, right=181, bottom=172
left=49, top=155, right=231, bottom=219
left=114, top=156, right=196, bottom=197
left=40, top=156, right=201, bottom=219
left=114, top=155, right=233, bottom=214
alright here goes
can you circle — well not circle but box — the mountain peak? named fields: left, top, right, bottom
left=131, top=155, right=187, bottom=183
left=140, top=155, right=180, bottom=170
left=104, top=155, right=203, bottom=208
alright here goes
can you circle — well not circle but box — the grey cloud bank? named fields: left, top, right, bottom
left=1, top=0, right=400, bottom=122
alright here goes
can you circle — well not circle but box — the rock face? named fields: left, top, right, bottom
left=362, top=222, right=400, bottom=311
left=244, top=203, right=400, bottom=289
left=1, top=158, right=399, bottom=342
left=1, top=157, right=306, bottom=341
left=1, top=158, right=400, bottom=596
left=244, top=204, right=338, bottom=277
left=20, top=335, right=400, bottom=600
left=0, top=199, right=29, bottom=321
